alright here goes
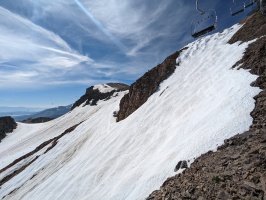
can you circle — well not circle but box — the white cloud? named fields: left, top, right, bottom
left=4, top=0, right=193, bottom=55
left=78, top=0, right=193, bottom=55
left=0, top=0, right=195, bottom=90
left=0, top=6, right=94, bottom=89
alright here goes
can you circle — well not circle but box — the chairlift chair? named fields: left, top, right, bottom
left=230, top=0, right=245, bottom=16
left=191, top=0, right=218, bottom=38
left=244, top=0, right=255, bottom=8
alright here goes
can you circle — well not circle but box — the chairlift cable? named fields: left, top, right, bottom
left=196, top=0, right=205, bottom=14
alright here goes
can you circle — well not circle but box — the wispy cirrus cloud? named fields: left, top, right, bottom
left=0, top=6, right=94, bottom=89
left=0, top=1, right=196, bottom=93
left=77, top=0, right=193, bottom=56
left=0, top=0, right=194, bottom=90
left=0, top=0, right=194, bottom=55
left=0, top=0, right=248, bottom=107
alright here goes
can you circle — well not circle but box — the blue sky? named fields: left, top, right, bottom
left=0, top=0, right=256, bottom=108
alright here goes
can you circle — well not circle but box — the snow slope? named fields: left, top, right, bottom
left=0, top=25, right=261, bottom=200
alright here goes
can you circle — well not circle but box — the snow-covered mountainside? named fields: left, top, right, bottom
left=148, top=11, right=266, bottom=199
left=0, top=24, right=261, bottom=200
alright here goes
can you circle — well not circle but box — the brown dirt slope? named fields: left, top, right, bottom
left=147, top=12, right=266, bottom=200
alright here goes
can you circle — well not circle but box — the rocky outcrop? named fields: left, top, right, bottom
left=228, top=11, right=266, bottom=44
left=116, top=48, right=188, bottom=122
left=147, top=130, right=266, bottom=200
left=21, top=117, right=54, bottom=124
left=231, top=12, right=266, bottom=131
left=0, top=116, right=17, bottom=142
left=71, top=83, right=129, bottom=110
left=174, top=160, right=188, bottom=172
left=147, top=11, right=266, bottom=199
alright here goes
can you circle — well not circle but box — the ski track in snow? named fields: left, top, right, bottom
left=0, top=25, right=261, bottom=200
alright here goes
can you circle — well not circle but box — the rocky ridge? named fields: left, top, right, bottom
left=147, top=11, right=266, bottom=200
left=116, top=47, right=188, bottom=122
left=71, top=83, right=129, bottom=110
left=21, top=117, right=54, bottom=124
left=0, top=116, right=17, bottom=142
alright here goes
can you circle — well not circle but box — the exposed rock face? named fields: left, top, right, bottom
left=71, top=83, right=129, bottom=110
left=0, top=116, right=17, bottom=142
left=228, top=11, right=266, bottom=44
left=116, top=48, right=188, bottom=122
left=147, top=131, right=266, bottom=200
left=230, top=12, right=266, bottom=131
left=147, top=12, right=266, bottom=199
left=21, top=117, right=54, bottom=124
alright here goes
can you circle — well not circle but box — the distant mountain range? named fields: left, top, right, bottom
left=12, top=105, right=72, bottom=122
left=0, top=105, right=72, bottom=122
left=0, top=107, right=46, bottom=119
left=0, top=106, right=45, bottom=115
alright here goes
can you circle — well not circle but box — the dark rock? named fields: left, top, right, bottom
left=113, top=111, right=118, bottom=117
left=260, top=134, right=266, bottom=143
left=0, top=116, right=17, bottom=142
left=180, top=161, right=188, bottom=169
left=174, top=161, right=183, bottom=172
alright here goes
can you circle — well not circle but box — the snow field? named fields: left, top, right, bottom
left=0, top=25, right=261, bottom=200
left=93, top=84, right=117, bottom=93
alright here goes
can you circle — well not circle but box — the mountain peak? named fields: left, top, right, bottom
left=71, top=83, right=129, bottom=110
left=93, top=83, right=129, bottom=93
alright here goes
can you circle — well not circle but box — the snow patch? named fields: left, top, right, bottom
left=93, top=84, right=116, bottom=93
